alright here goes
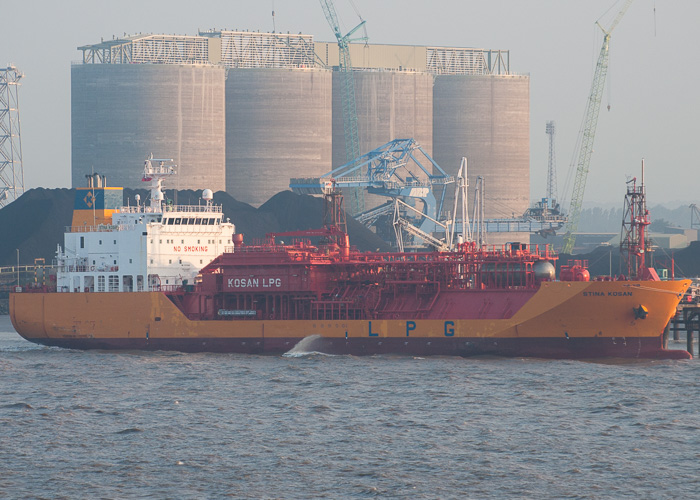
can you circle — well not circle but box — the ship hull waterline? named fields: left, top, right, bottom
left=10, top=279, right=692, bottom=360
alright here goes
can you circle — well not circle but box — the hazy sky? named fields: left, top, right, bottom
left=3, top=0, right=698, bottom=207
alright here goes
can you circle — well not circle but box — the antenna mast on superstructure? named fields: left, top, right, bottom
left=0, top=65, right=25, bottom=207
left=545, top=121, right=558, bottom=204
left=142, top=153, right=176, bottom=212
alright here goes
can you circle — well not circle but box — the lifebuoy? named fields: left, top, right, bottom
left=90, top=266, right=95, bottom=271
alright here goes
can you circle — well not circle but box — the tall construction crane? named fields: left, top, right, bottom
left=319, top=0, right=367, bottom=215
left=562, top=0, right=634, bottom=254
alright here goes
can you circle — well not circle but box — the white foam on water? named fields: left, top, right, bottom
left=283, top=335, right=337, bottom=358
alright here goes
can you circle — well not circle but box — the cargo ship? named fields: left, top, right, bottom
left=10, top=157, right=692, bottom=359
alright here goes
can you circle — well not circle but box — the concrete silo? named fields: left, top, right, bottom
left=332, top=70, right=434, bottom=211
left=224, top=67, right=333, bottom=206
left=71, top=61, right=226, bottom=192
left=214, top=31, right=332, bottom=206
left=433, top=74, right=530, bottom=221
left=332, top=70, right=434, bottom=166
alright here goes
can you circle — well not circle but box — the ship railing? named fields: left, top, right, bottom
left=10, top=284, right=53, bottom=293
left=233, top=245, right=290, bottom=254
left=58, top=264, right=120, bottom=273
left=67, top=224, right=136, bottom=233
left=165, top=205, right=222, bottom=214
left=118, top=206, right=161, bottom=214
left=60, top=265, right=91, bottom=273
left=0, top=264, right=50, bottom=275
left=119, top=205, right=222, bottom=214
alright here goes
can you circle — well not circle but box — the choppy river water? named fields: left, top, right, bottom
left=1, top=315, right=698, bottom=499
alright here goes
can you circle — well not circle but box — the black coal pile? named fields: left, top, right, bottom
left=666, top=240, right=700, bottom=277
left=558, top=242, right=700, bottom=278
left=1, top=188, right=390, bottom=266
left=0, top=188, right=74, bottom=266
left=258, top=191, right=391, bottom=252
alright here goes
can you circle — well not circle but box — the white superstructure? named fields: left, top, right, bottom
left=57, top=155, right=234, bottom=292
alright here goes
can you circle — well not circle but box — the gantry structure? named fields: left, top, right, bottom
left=0, top=65, right=24, bottom=207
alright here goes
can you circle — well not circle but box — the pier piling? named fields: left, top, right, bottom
left=688, top=330, right=695, bottom=358
left=670, top=305, right=700, bottom=358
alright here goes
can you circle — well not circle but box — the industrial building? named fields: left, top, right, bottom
left=72, top=30, right=529, bottom=223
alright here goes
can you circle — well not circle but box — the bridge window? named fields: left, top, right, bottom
left=108, top=275, right=119, bottom=292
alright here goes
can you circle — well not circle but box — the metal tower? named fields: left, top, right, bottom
left=545, top=121, right=557, bottom=203
left=620, top=160, right=651, bottom=279
left=0, top=65, right=25, bottom=207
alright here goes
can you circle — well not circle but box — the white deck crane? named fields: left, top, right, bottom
left=562, top=0, right=634, bottom=254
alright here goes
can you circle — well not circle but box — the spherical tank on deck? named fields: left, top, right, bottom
left=71, top=63, right=226, bottom=191
left=225, top=68, right=333, bottom=207
left=332, top=70, right=434, bottom=209
left=433, top=74, right=530, bottom=219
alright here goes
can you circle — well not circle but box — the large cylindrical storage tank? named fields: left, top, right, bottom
left=225, top=68, right=332, bottom=206
left=433, top=74, right=530, bottom=222
left=332, top=70, right=434, bottom=165
left=71, top=63, right=226, bottom=191
left=332, top=70, right=434, bottom=211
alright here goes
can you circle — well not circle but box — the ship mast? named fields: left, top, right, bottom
left=142, top=153, right=176, bottom=212
left=322, top=180, right=347, bottom=237
left=620, top=159, right=652, bottom=279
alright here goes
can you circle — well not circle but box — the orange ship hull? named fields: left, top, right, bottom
left=10, top=279, right=691, bottom=359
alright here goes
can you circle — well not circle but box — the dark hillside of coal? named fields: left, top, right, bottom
left=558, top=242, right=700, bottom=278
left=0, top=188, right=74, bottom=266
left=664, top=240, right=700, bottom=277
left=6, top=186, right=697, bottom=274
left=1, top=188, right=390, bottom=266
left=258, top=191, right=391, bottom=252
